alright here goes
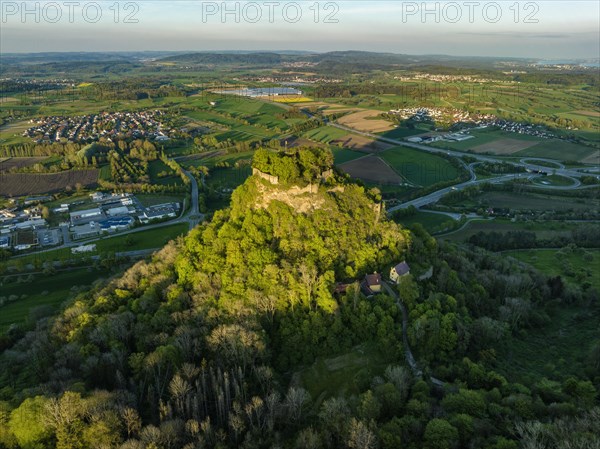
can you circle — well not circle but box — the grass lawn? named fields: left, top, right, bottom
left=99, top=164, right=112, bottom=181
left=393, top=211, right=456, bottom=233
left=183, top=151, right=254, bottom=170
left=148, top=160, right=183, bottom=186
left=296, top=342, right=394, bottom=406
left=504, top=248, right=600, bottom=290
left=379, top=146, right=460, bottom=187
left=522, top=159, right=563, bottom=169
left=94, top=223, right=189, bottom=253
left=0, top=268, right=108, bottom=332
left=206, top=166, right=252, bottom=191
left=532, top=175, right=577, bottom=187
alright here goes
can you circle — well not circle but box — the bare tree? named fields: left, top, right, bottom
left=347, top=419, right=377, bottom=449
left=284, top=387, right=311, bottom=423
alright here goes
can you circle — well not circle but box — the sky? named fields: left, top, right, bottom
left=1, top=1, right=599, bottom=59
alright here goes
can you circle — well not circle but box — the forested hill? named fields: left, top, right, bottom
left=1, top=148, right=599, bottom=448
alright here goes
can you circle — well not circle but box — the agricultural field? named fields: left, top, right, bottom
left=441, top=219, right=583, bottom=243
left=378, top=126, right=426, bottom=140
left=336, top=110, right=396, bottom=133
left=302, top=126, right=348, bottom=144
left=331, top=148, right=366, bottom=165
left=272, top=96, right=313, bottom=103
left=470, top=138, right=539, bottom=155
left=428, top=126, right=598, bottom=163
left=577, top=150, right=599, bottom=165
left=0, top=120, right=32, bottom=145
left=214, top=124, right=273, bottom=141
left=515, top=139, right=598, bottom=162
left=190, top=96, right=298, bottom=130
left=379, top=146, right=461, bottom=187
left=336, top=145, right=461, bottom=189
left=0, top=169, right=98, bottom=197
left=0, top=157, right=46, bottom=172
left=447, top=191, right=597, bottom=211
left=329, top=134, right=394, bottom=153
left=338, top=155, right=404, bottom=185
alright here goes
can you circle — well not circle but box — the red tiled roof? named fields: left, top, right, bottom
left=365, top=273, right=381, bottom=286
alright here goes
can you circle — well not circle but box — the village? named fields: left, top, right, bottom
left=22, top=110, right=174, bottom=143
left=389, top=107, right=557, bottom=140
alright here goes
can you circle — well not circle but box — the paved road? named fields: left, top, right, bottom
left=381, top=281, right=422, bottom=377
left=326, top=122, right=593, bottom=213
left=381, top=280, right=445, bottom=386
left=387, top=172, right=533, bottom=213
left=59, top=223, right=71, bottom=245
left=182, top=168, right=203, bottom=229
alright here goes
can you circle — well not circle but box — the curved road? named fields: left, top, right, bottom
left=325, top=122, right=594, bottom=213
left=381, top=280, right=444, bottom=387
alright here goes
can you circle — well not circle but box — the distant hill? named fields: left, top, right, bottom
left=156, top=50, right=535, bottom=71
left=157, top=52, right=287, bottom=65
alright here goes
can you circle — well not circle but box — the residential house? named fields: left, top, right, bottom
left=390, top=261, right=410, bottom=284
left=362, top=273, right=382, bottom=295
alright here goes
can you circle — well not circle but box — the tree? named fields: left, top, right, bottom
left=442, top=389, right=486, bottom=418
left=424, top=419, right=459, bottom=449
left=284, top=387, right=310, bottom=423
left=318, top=397, right=349, bottom=444
left=358, top=390, right=382, bottom=422
left=9, top=396, right=53, bottom=449
left=347, top=418, right=378, bottom=449
left=295, top=427, right=323, bottom=449
left=121, top=407, right=142, bottom=438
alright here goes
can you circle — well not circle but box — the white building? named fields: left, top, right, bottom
left=390, top=261, right=411, bottom=284
left=106, top=206, right=130, bottom=216
left=70, top=208, right=103, bottom=225
left=72, top=244, right=97, bottom=254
